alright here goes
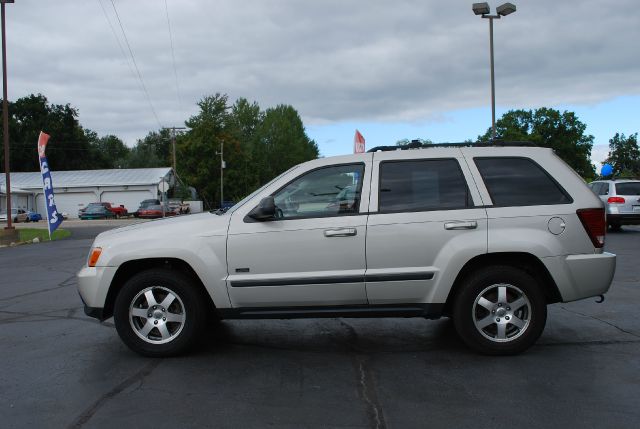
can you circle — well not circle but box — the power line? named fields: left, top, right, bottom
left=96, top=0, right=138, bottom=85
left=108, top=0, right=163, bottom=129
left=163, top=0, right=183, bottom=111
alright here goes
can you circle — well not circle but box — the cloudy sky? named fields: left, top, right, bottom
left=6, top=0, right=640, bottom=168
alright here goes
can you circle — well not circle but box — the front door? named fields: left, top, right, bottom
left=226, top=160, right=372, bottom=308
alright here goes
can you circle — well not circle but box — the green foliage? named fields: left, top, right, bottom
left=177, top=94, right=318, bottom=208
left=478, top=108, right=596, bottom=178
left=396, top=138, right=433, bottom=146
left=124, top=129, right=172, bottom=168
left=0, top=94, right=112, bottom=171
left=604, top=133, right=640, bottom=177
left=19, top=228, right=70, bottom=242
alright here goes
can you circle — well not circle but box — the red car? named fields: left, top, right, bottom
left=79, top=202, right=128, bottom=218
left=137, top=205, right=177, bottom=219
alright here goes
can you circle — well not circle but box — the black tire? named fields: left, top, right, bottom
left=609, top=223, right=622, bottom=232
left=453, top=266, right=547, bottom=355
left=113, top=268, right=208, bottom=357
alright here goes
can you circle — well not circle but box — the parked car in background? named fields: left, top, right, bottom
left=0, top=208, right=39, bottom=222
left=137, top=204, right=177, bottom=219
left=79, top=206, right=116, bottom=220
left=588, top=179, right=640, bottom=231
left=167, top=199, right=191, bottom=215
left=79, top=202, right=128, bottom=219
left=25, top=211, right=42, bottom=222
left=134, top=199, right=161, bottom=218
left=0, top=208, right=29, bottom=222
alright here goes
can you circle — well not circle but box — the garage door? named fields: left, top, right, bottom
left=39, top=192, right=96, bottom=218
left=101, top=191, right=154, bottom=213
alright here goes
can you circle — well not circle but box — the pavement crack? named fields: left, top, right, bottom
left=354, top=355, right=387, bottom=429
left=67, top=359, right=161, bottom=429
left=338, top=319, right=387, bottom=429
left=559, top=306, right=640, bottom=339
left=0, top=309, right=114, bottom=327
left=0, top=274, right=77, bottom=303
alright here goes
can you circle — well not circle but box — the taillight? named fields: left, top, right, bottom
left=607, top=196, right=625, bottom=204
left=576, top=208, right=605, bottom=248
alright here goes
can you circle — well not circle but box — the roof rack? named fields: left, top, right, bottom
left=367, top=140, right=536, bottom=152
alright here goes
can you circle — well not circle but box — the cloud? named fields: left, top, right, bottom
left=6, top=0, right=640, bottom=144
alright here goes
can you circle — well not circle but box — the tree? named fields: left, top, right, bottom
left=396, top=138, right=433, bottom=147
left=604, top=133, right=640, bottom=177
left=1, top=94, right=104, bottom=171
left=255, top=104, right=319, bottom=185
left=478, top=108, right=595, bottom=178
left=177, top=94, right=319, bottom=208
left=177, top=93, right=235, bottom=207
left=125, top=129, right=172, bottom=169
left=85, top=131, right=130, bottom=169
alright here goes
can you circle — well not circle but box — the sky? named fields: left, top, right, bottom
left=5, top=0, right=640, bottom=172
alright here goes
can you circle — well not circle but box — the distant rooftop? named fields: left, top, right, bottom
left=0, top=167, right=172, bottom=191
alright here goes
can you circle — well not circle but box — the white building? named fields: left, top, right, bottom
left=1, top=167, right=173, bottom=218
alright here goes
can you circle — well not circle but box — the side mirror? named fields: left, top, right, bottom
left=248, top=196, right=276, bottom=221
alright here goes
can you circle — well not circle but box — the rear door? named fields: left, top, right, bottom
left=365, top=148, right=488, bottom=305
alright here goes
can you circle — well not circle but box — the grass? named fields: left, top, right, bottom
left=18, top=228, right=71, bottom=242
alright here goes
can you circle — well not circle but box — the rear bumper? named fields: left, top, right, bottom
left=542, top=252, right=616, bottom=302
left=607, top=213, right=640, bottom=225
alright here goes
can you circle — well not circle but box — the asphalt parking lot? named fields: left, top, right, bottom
left=1, top=221, right=639, bottom=429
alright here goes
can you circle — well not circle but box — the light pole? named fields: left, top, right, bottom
left=472, top=2, right=516, bottom=141
left=1, top=0, right=14, bottom=231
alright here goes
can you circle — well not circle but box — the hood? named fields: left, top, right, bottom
left=94, top=212, right=230, bottom=247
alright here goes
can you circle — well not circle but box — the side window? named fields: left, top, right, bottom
left=379, top=159, right=470, bottom=213
left=475, top=157, right=571, bottom=206
left=273, top=164, right=364, bottom=219
left=598, top=183, right=610, bottom=196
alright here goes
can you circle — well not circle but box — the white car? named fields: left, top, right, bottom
left=78, top=144, right=616, bottom=357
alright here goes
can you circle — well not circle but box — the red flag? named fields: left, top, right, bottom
left=354, top=129, right=365, bottom=153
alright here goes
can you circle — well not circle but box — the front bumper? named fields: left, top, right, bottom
left=542, top=252, right=616, bottom=302
left=77, top=265, right=118, bottom=320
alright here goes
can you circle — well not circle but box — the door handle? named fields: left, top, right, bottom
left=324, top=228, right=357, bottom=237
left=444, top=221, right=478, bottom=230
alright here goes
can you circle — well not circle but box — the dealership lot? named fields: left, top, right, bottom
left=1, top=223, right=639, bottom=428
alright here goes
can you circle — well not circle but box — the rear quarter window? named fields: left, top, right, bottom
left=615, top=182, right=640, bottom=196
left=475, top=157, right=572, bottom=206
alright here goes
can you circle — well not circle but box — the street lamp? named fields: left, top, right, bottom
left=472, top=2, right=516, bottom=141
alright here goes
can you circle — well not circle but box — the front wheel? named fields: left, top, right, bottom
left=114, top=269, right=208, bottom=357
left=453, top=266, right=547, bottom=355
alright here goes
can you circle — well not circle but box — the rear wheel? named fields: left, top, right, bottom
left=114, top=269, right=208, bottom=357
left=609, top=223, right=622, bottom=232
left=453, top=266, right=547, bottom=355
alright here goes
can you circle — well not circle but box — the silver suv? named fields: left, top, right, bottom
left=77, top=145, right=616, bottom=356
left=588, top=179, right=640, bottom=231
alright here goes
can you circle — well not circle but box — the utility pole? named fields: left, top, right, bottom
left=1, top=0, right=14, bottom=231
left=215, top=142, right=224, bottom=208
left=162, top=126, right=186, bottom=176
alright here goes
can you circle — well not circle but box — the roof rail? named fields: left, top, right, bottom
left=367, top=140, right=536, bottom=152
